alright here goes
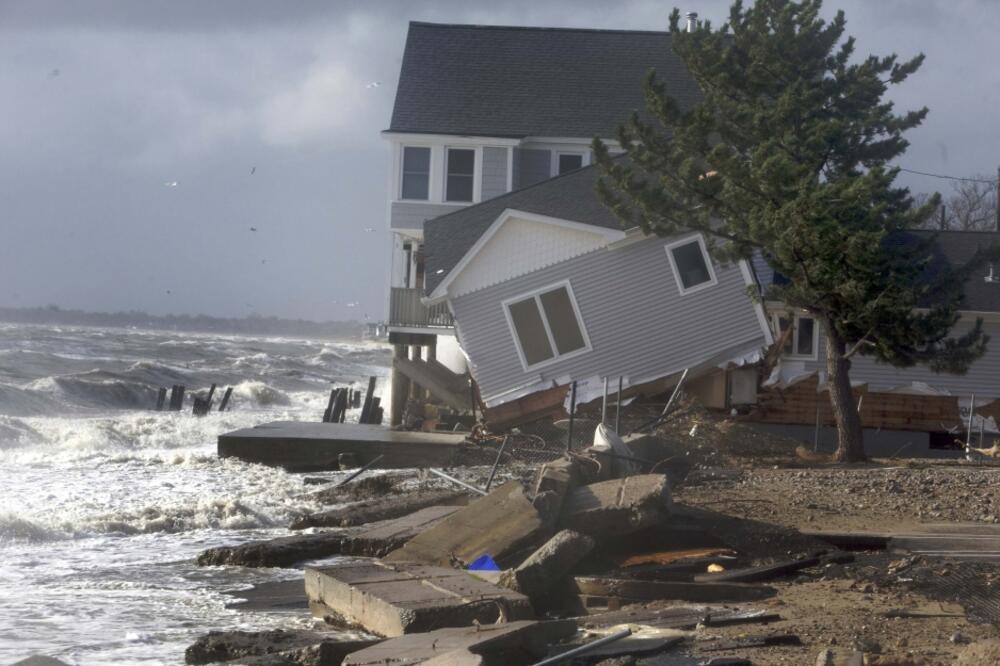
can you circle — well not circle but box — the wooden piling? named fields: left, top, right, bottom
left=219, top=387, right=233, bottom=412
left=156, top=387, right=167, bottom=411
left=169, top=385, right=186, bottom=411
left=360, top=376, right=377, bottom=424
left=323, top=388, right=338, bottom=422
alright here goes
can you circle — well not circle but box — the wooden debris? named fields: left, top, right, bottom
left=304, top=559, right=533, bottom=637
left=290, top=489, right=467, bottom=529
left=560, top=474, right=672, bottom=537
left=384, top=480, right=544, bottom=568
left=573, top=577, right=776, bottom=604
left=699, top=633, right=802, bottom=651
left=579, top=605, right=779, bottom=631
left=341, top=619, right=577, bottom=665
left=618, top=547, right=737, bottom=569
left=693, top=555, right=820, bottom=583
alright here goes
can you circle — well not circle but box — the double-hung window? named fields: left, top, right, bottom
left=504, top=282, right=590, bottom=370
left=774, top=313, right=818, bottom=359
left=665, top=235, right=717, bottom=295
left=400, top=146, right=430, bottom=200
left=445, top=148, right=475, bottom=202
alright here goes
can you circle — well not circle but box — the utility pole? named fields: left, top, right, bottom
left=996, top=165, right=999, bottom=231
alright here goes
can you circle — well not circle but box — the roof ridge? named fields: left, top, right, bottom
left=407, top=20, right=673, bottom=37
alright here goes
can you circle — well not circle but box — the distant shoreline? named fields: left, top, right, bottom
left=0, top=306, right=366, bottom=341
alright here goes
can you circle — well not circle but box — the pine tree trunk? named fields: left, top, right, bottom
left=823, top=320, right=866, bottom=462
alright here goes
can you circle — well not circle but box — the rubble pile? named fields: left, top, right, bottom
left=191, top=410, right=1000, bottom=665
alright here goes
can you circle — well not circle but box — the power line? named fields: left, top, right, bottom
left=896, top=167, right=998, bottom=185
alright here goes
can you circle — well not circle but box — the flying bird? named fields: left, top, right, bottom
left=365, top=81, right=381, bottom=89
left=261, top=259, right=266, bottom=264
left=249, top=226, right=257, bottom=232
left=49, top=68, right=60, bottom=78
left=346, top=301, right=359, bottom=308
left=363, top=227, right=375, bottom=233
left=164, top=181, right=178, bottom=187
left=165, top=289, right=172, bottom=294
left=250, top=166, right=256, bottom=175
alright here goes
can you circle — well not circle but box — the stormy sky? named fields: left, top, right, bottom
left=2, top=1, right=998, bottom=321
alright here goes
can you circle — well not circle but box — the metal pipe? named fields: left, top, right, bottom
left=530, top=628, right=632, bottom=666
left=566, top=381, right=577, bottom=452
left=484, top=436, right=508, bottom=492
left=615, top=376, right=623, bottom=434
left=601, top=377, right=609, bottom=427
left=428, top=468, right=487, bottom=496
left=967, top=394, right=977, bottom=452
left=334, top=454, right=384, bottom=487
left=628, top=367, right=689, bottom=435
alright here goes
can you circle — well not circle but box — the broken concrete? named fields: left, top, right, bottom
left=305, top=559, right=534, bottom=637
left=531, top=457, right=578, bottom=528
left=197, top=505, right=460, bottom=567
left=500, top=529, right=594, bottom=599
left=184, top=629, right=377, bottom=665
left=341, top=619, right=577, bottom=665
left=291, top=489, right=467, bottom=529
left=383, top=480, right=544, bottom=568
left=560, top=474, right=672, bottom=536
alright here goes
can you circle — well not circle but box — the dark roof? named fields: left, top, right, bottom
left=389, top=22, right=702, bottom=138
left=424, top=164, right=622, bottom=294
left=759, top=230, right=1000, bottom=313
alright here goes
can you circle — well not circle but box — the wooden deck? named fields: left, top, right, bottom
left=218, top=421, right=471, bottom=471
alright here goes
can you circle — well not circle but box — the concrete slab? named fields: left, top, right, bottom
left=291, top=489, right=468, bottom=529
left=305, top=559, right=534, bottom=637
left=383, top=480, right=544, bottom=568
left=218, top=421, right=471, bottom=471
left=341, top=619, right=577, bottom=665
left=198, top=505, right=461, bottom=568
left=560, top=474, right=672, bottom=536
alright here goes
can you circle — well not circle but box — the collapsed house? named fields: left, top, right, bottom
left=383, top=21, right=1000, bottom=452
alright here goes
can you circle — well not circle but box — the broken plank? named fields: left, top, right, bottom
left=342, top=619, right=577, bottom=665
left=692, top=555, right=820, bottom=584
left=573, top=577, right=776, bottom=603
left=383, top=480, right=544, bottom=568
left=698, top=633, right=802, bottom=651
left=304, top=559, right=533, bottom=637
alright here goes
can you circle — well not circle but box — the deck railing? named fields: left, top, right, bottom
left=389, top=287, right=454, bottom=328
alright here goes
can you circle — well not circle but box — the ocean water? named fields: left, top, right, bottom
left=0, top=323, right=391, bottom=664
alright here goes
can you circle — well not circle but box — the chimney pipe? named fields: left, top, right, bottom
left=686, top=12, right=698, bottom=33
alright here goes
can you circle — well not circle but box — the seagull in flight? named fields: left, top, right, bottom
left=49, top=68, right=61, bottom=78
left=164, top=181, right=178, bottom=188
left=365, top=81, right=381, bottom=89
left=250, top=166, right=256, bottom=175
left=250, top=226, right=258, bottom=232
left=363, top=227, right=375, bottom=233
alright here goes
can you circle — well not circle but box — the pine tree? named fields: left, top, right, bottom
left=595, top=0, right=1000, bottom=461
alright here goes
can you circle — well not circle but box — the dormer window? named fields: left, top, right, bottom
left=401, top=146, right=430, bottom=200
left=445, top=148, right=475, bottom=202
left=557, top=153, right=584, bottom=174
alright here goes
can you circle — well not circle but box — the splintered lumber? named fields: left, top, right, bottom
left=342, top=619, right=577, bottom=665
left=197, top=505, right=460, bottom=567
left=560, top=474, right=672, bottom=537
left=290, top=488, right=467, bottom=529
left=693, top=555, right=820, bottom=583
left=500, top=529, right=594, bottom=599
left=384, top=480, right=544, bottom=568
left=573, top=577, right=776, bottom=603
left=304, top=559, right=534, bottom=637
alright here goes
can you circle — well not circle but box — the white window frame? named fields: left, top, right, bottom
left=398, top=145, right=432, bottom=202
left=772, top=312, right=819, bottom=361
left=551, top=150, right=590, bottom=177
left=444, top=146, right=479, bottom=204
left=501, top=280, right=592, bottom=372
left=664, top=234, right=718, bottom=296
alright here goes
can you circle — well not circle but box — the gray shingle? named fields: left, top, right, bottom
left=424, top=164, right=621, bottom=294
left=389, top=22, right=702, bottom=138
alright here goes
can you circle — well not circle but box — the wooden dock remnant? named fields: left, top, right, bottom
left=155, top=387, right=167, bottom=411
left=218, top=386, right=233, bottom=412
left=217, top=421, right=470, bottom=471
left=169, top=385, right=186, bottom=411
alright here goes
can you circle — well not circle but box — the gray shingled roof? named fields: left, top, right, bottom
left=389, top=22, right=702, bottom=138
left=424, top=164, right=622, bottom=294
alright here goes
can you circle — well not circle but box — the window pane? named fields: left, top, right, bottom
left=671, top=240, right=712, bottom=290
left=558, top=154, right=583, bottom=174
left=402, top=174, right=429, bottom=200
left=401, top=147, right=429, bottom=200
left=778, top=317, right=793, bottom=353
left=403, top=146, right=430, bottom=172
left=508, top=298, right=553, bottom=366
left=796, top=317, right=815, bottom=356
left=539, top=287, right=585, bottom=355
left=446, top=175, right=473, bottom=202
left=447, top=148, right=475, bottom=175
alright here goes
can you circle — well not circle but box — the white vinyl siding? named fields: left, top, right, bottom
left=503, top=282, right=590, bottom=370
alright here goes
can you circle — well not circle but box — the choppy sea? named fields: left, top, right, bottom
left=0, top=322, right=390, bottom=664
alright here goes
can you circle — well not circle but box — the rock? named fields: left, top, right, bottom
left=560, top=474, right=672, bottom=536
left=956, top=639, right=1000, bottom=665
left=499, top=529, right=594, bottom=599
left=951, top=630, right=969, bottom=644
left=291, top=489, right=467, bottom=529
left=184, top=629, right=376, bottom=665
left=197, top=505, right=461, bottom=567
left=305, top=559, right=533, bottom=637
left=383, top=480, right=544, bottom=568
left=11, top=657, right=72, bottom=666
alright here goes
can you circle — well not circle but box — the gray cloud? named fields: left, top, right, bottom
left=0, top=1, right=997, bottom=320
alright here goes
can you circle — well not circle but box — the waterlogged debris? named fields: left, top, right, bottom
left=184, top=629, right=377, bottom=665
left=291, top=489, right=467, bottom=529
